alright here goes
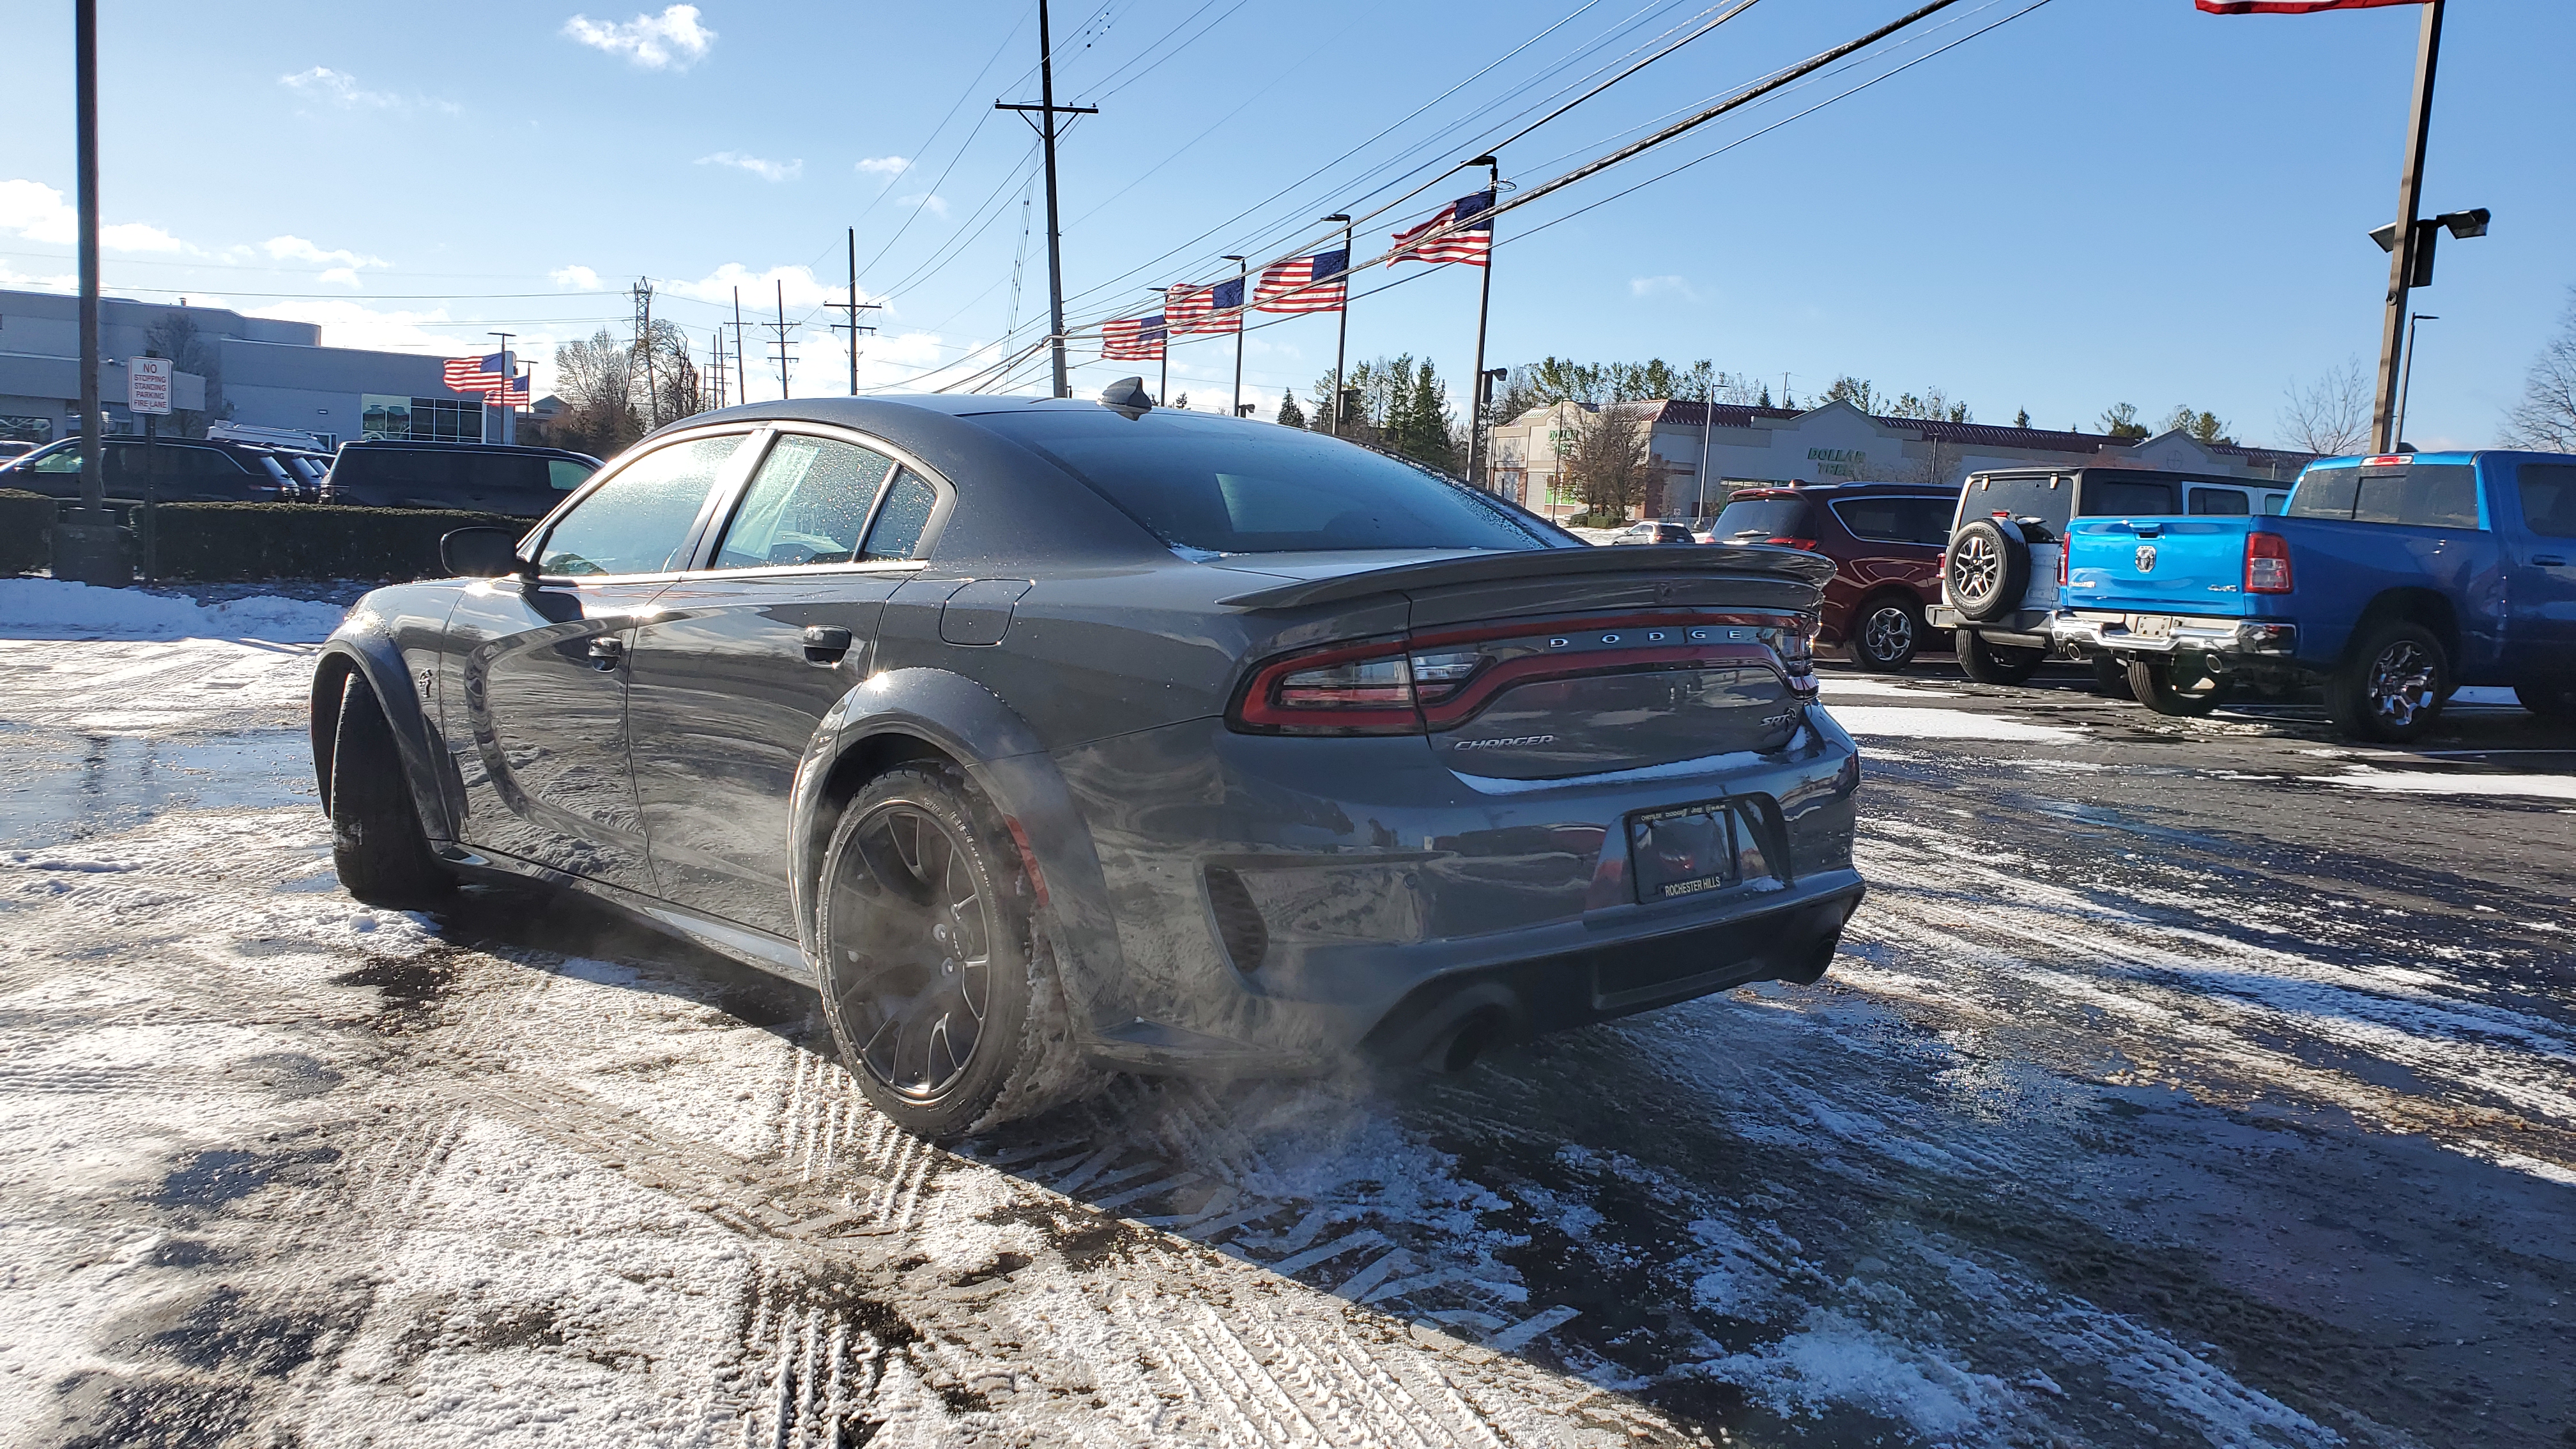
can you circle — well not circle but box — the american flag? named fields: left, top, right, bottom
left=2196, top=0, right=2423, bottom=10
left=492, top=372, right=531, bottom=409
left=1167, top=275, right=1245, bottom=334
left=1388, top=190, right=1495, bottom=268
left=1102, top=315, right=1167, bottom=360
left=441, top=352, right=510, bottom=395
left=1255, top=249, right=1350, bottom=314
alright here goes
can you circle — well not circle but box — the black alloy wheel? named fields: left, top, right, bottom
left=326, top=673, right=452, bottom=907
left=2324, top=621, right=2450, bottom=743
left=815, top=764, right=1085, bottom=1139
left=1944, top=518, right=2028, bottom=623
left=1850, top=596, right=1923, bottom=672
left=1954, top=628, right=2043, bottom=686
left=2126, top=654, right=2225, bottom=717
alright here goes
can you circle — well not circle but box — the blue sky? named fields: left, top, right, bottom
left=1, top=0, right=2568, bottom=450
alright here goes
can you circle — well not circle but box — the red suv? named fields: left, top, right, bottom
left=1706, top=482, right=1956, bottom=670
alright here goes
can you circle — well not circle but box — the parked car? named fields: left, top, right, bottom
left=0, top=435, right=323, bottom=503
left=312, top=390, right=1864, bottom=1138
left=322, top=440, right=600, bottom=516
left=1706, top=482, right=1957, bottom=671
left=2055, top=450, right=2576, bottom=740
left=1607, top=519, right=1696, bottom=545
left=1930, top=467, right=2296, bottom=688
left=0, top=440, right=34, bottom=462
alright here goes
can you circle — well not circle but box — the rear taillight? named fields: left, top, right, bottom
left=2057, top=541, right=2068, bottom=589
left=1230, top=611, right=1814, bottom=735
left=1765, top=537, right=1819, bottom=551
left=2245, top=532, right=2292, bottom=594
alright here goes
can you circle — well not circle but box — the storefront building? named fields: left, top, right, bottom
left=0, top=287, right=494, bottom=448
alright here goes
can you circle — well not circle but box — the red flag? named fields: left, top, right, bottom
left=2195, top=1, right=2426, bottom=13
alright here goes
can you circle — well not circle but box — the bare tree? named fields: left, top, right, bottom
left=2277, top=358, right=2371, bottom=456
left=548, top=329, right=646, bottom=458
left=2503, top=289, right=2576, bottom=451
left=1560, top=401, right=1661, bottom=523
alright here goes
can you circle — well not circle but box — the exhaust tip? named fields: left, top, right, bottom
left=1426, top=1008, right=1506, bottom=1074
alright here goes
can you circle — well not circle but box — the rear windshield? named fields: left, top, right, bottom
left=1710, top=497, right=1816, bottom=540
left=2290, top=463, right=2480, bottom=529
left=1958, top=471, right=2183, bottom=529
left=976, top=408, right=1554, bottom=554
left=1830, top=495, right=1951, bottom=544
left=2188, top=486, right=2250, bottom=516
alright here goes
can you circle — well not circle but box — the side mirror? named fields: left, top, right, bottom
left=441, top=526, right=530, bottom=579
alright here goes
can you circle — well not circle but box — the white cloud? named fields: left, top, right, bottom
left=897, top=192, right=949, bottom=218
left=697, top=151, right=802, bottom=183
left=562, top=5, right=716, bottom=70
left=2, top=178, right=193, bottom=254
left=855, top=155, right=910, bottom=180
left=278, top=66, right=397, bottom=107
left=264, top=235, right=388, bottom=275
left=659, top=261, right=857, bottom=312
left=550, top=264, right=602, bottom=289
left=1630, top=274, right=1703, bottom=302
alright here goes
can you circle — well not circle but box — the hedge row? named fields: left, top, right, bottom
left=0, top=490, right=52, bottom=575
left=148, top=503, right=529, bottom=581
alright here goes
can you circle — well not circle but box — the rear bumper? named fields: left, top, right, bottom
left=2052, top=611, right=2297, bottom=658
left=1926, top=604, right=2059, bottom=650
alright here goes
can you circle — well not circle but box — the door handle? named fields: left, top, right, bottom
left=584, top=636, right=624, bottom=669
left=2536, top=554, right=2569, bottom=567
left=802, top=625, right=854, bottom=664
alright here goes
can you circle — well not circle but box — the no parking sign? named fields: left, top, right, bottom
left=128, top=356, right=172, bottom=415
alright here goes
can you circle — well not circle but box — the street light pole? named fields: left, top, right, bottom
left=1224, top=256, right=1246, bottom=417
left=1324, top=213, right=1351, bottom=436
left=74, top=0, right=102, bottom=524
left=2395, top=312, right=2436, bottom=449
left=489, top=331, right=515, bottom=445
left=1464, top=157, right=1499, bottom=489
left=1153, top=286, right=1170, bottom=406
left=2370, top=0, right=2443, bottom=454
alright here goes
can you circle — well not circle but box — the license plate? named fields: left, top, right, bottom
left=2131, top=614, right=2175, bottom=641
left=1628, top=799, right=1740, bottom=902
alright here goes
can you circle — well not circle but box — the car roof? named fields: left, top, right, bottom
left=338, top=440, right=601, bottom=463
left=1725, top=481, right=1952, bottom=500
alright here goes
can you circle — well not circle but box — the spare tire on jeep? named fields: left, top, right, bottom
left=1945, top=517, right=2029, bottom=622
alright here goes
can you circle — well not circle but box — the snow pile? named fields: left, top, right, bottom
left=0, top=578, right=346, bottom=643
left=2307, top=765, right=2576, bottom=802
left=1821, top=704, right=2084, bottom=744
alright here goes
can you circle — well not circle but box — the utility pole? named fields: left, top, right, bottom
left=732, top=288, right=747, bottom=402
left=2395, top=312, right=2437, bottom=448
left=708, top=327, right=726, bottom=410
left=1223, top=256, right=1247, bottom=417
left=1154, top=286, right=1170, bottom=406
left=832, top=226, right=882, bottom=395
left=2371, top=0, right=2442, bottom=454
left=1324, top=214, right=1351, bottom=436
left=997, top=0, right=1097, bottom=399
left=1463, top=157, right=1500, bottom=489
left=51, top=0, right=131, bottom=586
left=769, top=279, right=796, bottom=399
left=1696, top=381, right=1715, bottom=520
left=632, top=278, right=657, bottom=429
left=488, top=330, right=516, bottom=444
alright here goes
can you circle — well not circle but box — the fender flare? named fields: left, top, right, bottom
left=310, top=618, right=458, bottom=842
left=788, top=667, right=1128, bottom=1033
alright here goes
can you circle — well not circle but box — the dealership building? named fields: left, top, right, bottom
left=0, top=286, right=502, bottom=448
left=1487, top=397, right=2319, bottom=521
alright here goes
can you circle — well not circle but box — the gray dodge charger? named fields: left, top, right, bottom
left=311, top=388, right=1864, bottom=1138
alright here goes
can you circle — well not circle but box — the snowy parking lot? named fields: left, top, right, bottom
left=3, top=585, right=2572, bottom=1448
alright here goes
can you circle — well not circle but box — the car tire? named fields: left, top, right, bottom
left=2324, top=621, right=2449, bottom=743
left=2126, top=655, right=2224, bottom=716
left=1850, top=595, right=1923, bottom=672
left=1944, top=518, right=2028, bottom=623
left=2516, top=677, right=2576, bottom=721
left=815, top=763, right=1094, bottom=1141
left=2090, top=655, right=2135, bottom=699
left=328, top=673, right=453, bottom=907
left=1954, top=628, right=2042, bottom=686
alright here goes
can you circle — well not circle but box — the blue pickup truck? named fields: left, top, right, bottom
left=2051, top=450, right=2576, bottom=741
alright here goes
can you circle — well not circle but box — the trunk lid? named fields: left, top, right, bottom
left=1225, top=544, right=1828, bottom=781
left=2062, top=518, right=2258, bottom=617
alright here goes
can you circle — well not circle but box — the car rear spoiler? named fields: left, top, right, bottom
left=1216, top=543, right=1834, bottom=610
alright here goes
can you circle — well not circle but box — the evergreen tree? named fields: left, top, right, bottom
left=2099, top=402, right=2148, bottom=439
left=2014, top=408, right=2030, bottom=429
left=1277, top=390, right=1307, bottom=428
left=1758, top=384, right=1772, bottom=408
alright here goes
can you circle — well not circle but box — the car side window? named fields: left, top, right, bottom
left=860, top=468, right=939, bottom=560
left=31, top=446, right=82, bottom=473
left=2518, top=463, right=2576, bottom=538
left=712, top=434, right=896, bottom=569
left=2188, top=487, right=2250, bottom=516
left=538, top=433, right=743, bottom=576
left=2353, top=464, right=2478, bottom=530
left=547, top=459, right=594, bottom=491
